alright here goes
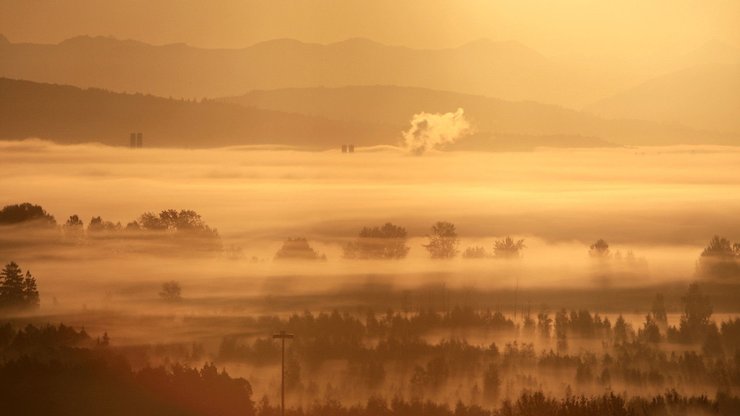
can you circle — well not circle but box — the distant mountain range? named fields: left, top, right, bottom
left=1, top=34, right=738, bottom=146
left=0, top=34, right=672, bottom=108
left=586, top=64, right=740, bottom=134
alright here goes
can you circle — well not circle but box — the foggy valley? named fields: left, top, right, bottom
left=1, top=1, right=739, bottom=415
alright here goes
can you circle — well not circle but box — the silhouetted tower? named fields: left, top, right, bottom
left=273, top=331, right=294, bottom=416
left=348, top=144, right=355, bottom=153
left=136, top=132, right=143, bottom=148
left=129, top=133, right=137, bottom=148
left=341, top=144, right=348, bottom=153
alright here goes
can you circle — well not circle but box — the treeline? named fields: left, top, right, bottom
left=0, top=203, right=221, bottom=252
left=1, top=322, right=738, bottom=415
left=220, top=283, right=740, bottom=363
left=0, top=322, right=255, bottom=416
left=253, top=390, right=740, bottom=416
left=213, top=283, right=740, bottom=401
left=3, top=203, right=739, bottom=278
left=218, top=308, right=515, bottom=366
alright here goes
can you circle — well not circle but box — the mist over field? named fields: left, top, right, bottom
left=2, top=140, right=740, bottom=338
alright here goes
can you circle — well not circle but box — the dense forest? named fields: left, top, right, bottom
left=1, top=281, right=740, bottom=414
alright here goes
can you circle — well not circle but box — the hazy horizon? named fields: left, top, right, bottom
left=2, top=0, right=738, bottom=58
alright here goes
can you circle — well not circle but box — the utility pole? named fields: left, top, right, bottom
left=273, top=331, right=294, bottom=416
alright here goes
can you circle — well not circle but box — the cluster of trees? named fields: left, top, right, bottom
left=64, top=209, right=222, bottom=252
left=0, top=203, right=222, bottom=252
left=463, top=237, right=527, bottom=259
left=343, top=223, right=409, bottom=260
left=0, top=203, right=56, bottom=228
left=699, top=235, right=740, bottom=278
left=0, top=203, right=219, bottom=235
left=0, top=262, right=39, bottom=312
left=63, top=209, right=220, bottom=237
left=530, top=283, right=728, bottom=351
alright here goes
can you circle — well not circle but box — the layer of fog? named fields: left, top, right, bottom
left=2, top=139, right=740, bottom=341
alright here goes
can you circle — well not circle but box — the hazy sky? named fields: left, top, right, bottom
left=1, top=0, right=738, bottom=57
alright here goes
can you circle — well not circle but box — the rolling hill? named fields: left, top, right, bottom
left=586, top=64, right=740, bottom=134
left=0, top=78, right=622, bottom=150
left=0, top=78, right=396, bottom=148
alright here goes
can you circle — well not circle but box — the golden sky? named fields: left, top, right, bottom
left=1, top=0, right=738, bottom=57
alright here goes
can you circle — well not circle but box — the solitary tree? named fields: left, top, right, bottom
left=554, top=309, right=568, bottom=351
left=274, top=238, right=326, bottom=261
left=589, top=239, right=610, bottom=258
left=424, top=221, right=459, bottom=259
left=537, top=311, right=552, bottom=338
left=64, top=215, right=84, bottom=235
left=638, top=314, right=661, bottom=343
left=63, top=214, right=85, bottom=243
left=493, top=236, right=526, bottom=259
left=679, top=282, right=713, bottom=341
left=23, top=271, right=40, bottom=309
left=613, top=315, right=628, bottom=344
left=650, top=293, right=668, bottom=325
left=482, top=363, right=501, bottom=402
left=159, top=281, right=182, bottom=302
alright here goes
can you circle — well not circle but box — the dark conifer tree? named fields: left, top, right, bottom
left=0, top=262, right=26, bottom=309
left=0, top=262, right=40, bottom=310
left=23, top=271, right=40, bottom=309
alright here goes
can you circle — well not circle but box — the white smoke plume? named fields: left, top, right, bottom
left=402, top=108, right=472, bottom=155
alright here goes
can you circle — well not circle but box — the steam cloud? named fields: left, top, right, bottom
left=402, top=108, right=472, bottom=155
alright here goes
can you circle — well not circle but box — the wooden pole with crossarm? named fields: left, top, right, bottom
left=273, top=330, right=294, bottom=416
